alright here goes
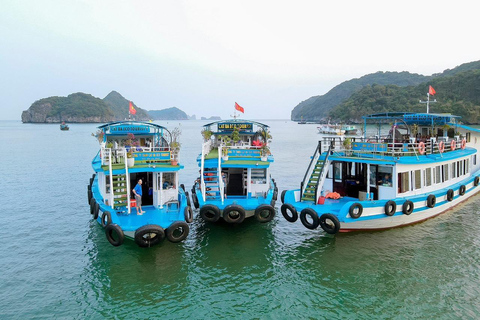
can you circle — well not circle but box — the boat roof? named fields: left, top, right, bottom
left=363, top=112, right=461, bottom=125
left=97, top=121, right=169, bottom=131
left=203, top=118, right=269, bottom=129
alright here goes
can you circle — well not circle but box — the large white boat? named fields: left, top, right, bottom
left=317, top=123, right=345, bottom=135
left=281, top=112, right=480, bottom=234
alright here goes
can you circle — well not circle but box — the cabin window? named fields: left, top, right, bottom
left=251, top=168, right=267, bottom=184
left=334, top=162, right=342, bottom=182
left=435, top=166, right=442, bottom=184
left=398, top=172, right=410, bottom=193
left=467, top=158, right=470, bottom=173
left=459, top=161, right=463, bottom=177
left=162, top=172, right=176, bottom=189
left=464, top=159, right=469, bottom=175
left=443, top=164, right=449, bottom=181
left=452, top=162, right=457, bottom=178
left=466, top=132, right=471, bottom=143
left=414, top=169, right=422, bottom=189
left=425, top=168, right=432, bottom=186
left=377, top=166, right=393, bottom=187
left=369, top=165, right=377, bottom=185
left=474, top=154, right=477, bottom=166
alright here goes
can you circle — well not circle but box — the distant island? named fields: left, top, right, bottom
left=201, top=116, right=221, bottom=120
left=292, top=60, right=480, bottom=124
left=20, top=91, right=215, bottom=123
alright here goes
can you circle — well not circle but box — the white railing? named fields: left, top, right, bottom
left=124, top=149, right=131, bottom=214
left=108, top=153, right=114, bottom=208
left=218, top=145, right=224, bottom=203
left=200, top=141, right=211, bottom=202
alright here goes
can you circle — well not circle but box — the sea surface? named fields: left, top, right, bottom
left=1, top=120, right=480, bottom=319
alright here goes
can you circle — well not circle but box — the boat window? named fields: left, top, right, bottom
left=443, top=164, right=449, bottom=181
left=377, top=166, right=392, bottom=187
left=251, top=168, right=267, bottom=184
left=334, top=162, right=342, bottom=182
left=435, top=166, right=442, bottom=184
left=414, top=169, right=421, bottom=189
left=466, top=132, right=471, bottom=143
left=474, top=154, right=477, bottom=166
left=452, top=162, right=457, bottom=179
left=162, top=172, right=176, bottom=189
left=466, top=159, right=470, bottom=173
left=458, top=161, right=463, bottom=177
left=369, top=165, right=377, bottom=185
left=425, top=168, right=432, bottom=186
left=398, top=172, right=410, bottom=193
left=464, top=159, right=468, bottom=175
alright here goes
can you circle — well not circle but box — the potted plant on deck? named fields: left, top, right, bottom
left=124, top=133, right=137, bottom=167
left=170, top=127, right=181, bottom=165
left=222, top=147, right=229, bottom=161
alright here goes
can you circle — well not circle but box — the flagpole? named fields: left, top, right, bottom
left=419, top=89, right=436, bottom=114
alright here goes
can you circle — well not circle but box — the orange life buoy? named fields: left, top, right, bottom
left=418, top=142, right=426, bottom=155
left=451, top=140, right=456, bottom=151
left=461, top=139, right=466, bottom=149
left=438, top=141, right=445, bottom=153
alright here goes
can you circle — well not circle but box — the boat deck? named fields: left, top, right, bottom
left=113, top=204, right=184, bottom=231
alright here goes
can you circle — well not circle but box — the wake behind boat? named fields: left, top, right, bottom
left=87, top=121, right=192, bottom=247
left=281, top=109, right=480, bottom=234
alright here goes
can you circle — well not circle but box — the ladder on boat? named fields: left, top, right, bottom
left=111, top=174, right=129, bottom=209
left=204, top=168, right=221, bottom=200
left=301, top=144, right=332, bottom=202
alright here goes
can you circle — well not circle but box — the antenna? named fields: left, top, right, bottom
left=419, top=92, right=437, bottom=113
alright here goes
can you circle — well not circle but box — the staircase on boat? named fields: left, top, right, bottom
left=300, top=142, right=332, bottom=203
left=301, top=159, right=325, bottom=201
left=204, top=168, right=221, bottom=200
left=111, top=173, right=129, bottom=209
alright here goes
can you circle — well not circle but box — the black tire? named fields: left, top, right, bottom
left=223, top=205, right=246, bottom=224
left=166, top=221, right=190, bottom=243
left=105, top=224, right=124, bottom=247
left=459, top=185, right=466, bottom=196
left=180, top=184, right=185, bottom=191
left=192, top=191, right=200, bottom=209
left=184, top=206, right=193, bottom=223
left=185, top=191, right=191, bottom=207
left=89, top=174, right=95, bottom=188
left=272, top=189, right=278, bottom=201
left=281, top=190, right=287, bottom=204
left=402, top=200, right=414, bottom=215
left=281, top=204, right=298, bottom=222
left=87, top=186, right=92, bottom=204
left=101, top=211, right=112, bottom=227
left=349, top=203, right=363, bottom=219
left=254, top=204, right=275, bottom=223
left=475, top=176, right=480, bottom=187
left=200, top=204, right=221, bottom=222
left=384, top=200, right=396, bottom=216
left=134, top=225, right=165, bottom=248
left=300, top=208, right=320, bottom=230
left=319, top=213, right=340, bottom=234
left=270, top=199, right=276, bottom=207
left=427, top=195, right=436, bottom=208
left=447, top=189, right=454, bottom=201
left=90, top=198, right=96, bottom=215
left=93, top=202, right=100, bottom=220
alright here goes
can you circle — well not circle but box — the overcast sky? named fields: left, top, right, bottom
left=1, top=0, right=479, bottom=120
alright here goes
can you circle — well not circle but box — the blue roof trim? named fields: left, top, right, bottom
left=203, top=118, right=269, bottom=128
left=455, top=124, right=480, bottom=134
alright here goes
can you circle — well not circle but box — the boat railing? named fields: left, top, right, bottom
left=321, top=136, right=466, bottom=159
left=218, top=145, right=224, bottom=203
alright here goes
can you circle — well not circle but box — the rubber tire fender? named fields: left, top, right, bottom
left=185, top=191, right=191, bottom=207
left=319, top=213, right=340, bottom=234
left=89, top=174, right=95, bottom=188
left=101, top=211, right=112, bottom=227
left=200, top=204, right=221, bottom=223
left=180, top=184, right=185, bottom=191
left=87, top=185, right=92, bottom=204
left=402, top=200, right=414, bottom=215
left=105, top=224, right=124, bottom=247
left=134, top=224, right=165, bottom=248
left=427, top=194, right=436, bottom=208
left=93, top=202, right=100, bottom=220
left=474, top=176, right=480, bottom=187
left=90, top=198, right=96, bottom=215
left=166, top=221, right=190, bottom=243
left=446, top=189, right=454, bottom=202
left=349, top=203, right=363, bottom=219
left=280, top=190, right=287, bottom=204
left=459, top=185, right=466, bottom=196
left=184, top=206, right=193, bottom=223
left=223, top=205, right=246, bottom=224
left=254, top=204, right=276, bottom=223
left=281, top=203, right=298, bottom=222
left=300, top=208, right=320, bottom=230
left=192, top=191, right=200, bottom=209
left=384, top=200, right=396, bottom=216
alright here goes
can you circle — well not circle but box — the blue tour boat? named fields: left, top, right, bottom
left=88, top=121, right=192, bottom=247
left=281, top=111, right=480, bottom=234
left=191, top=119, right=278, bottom=224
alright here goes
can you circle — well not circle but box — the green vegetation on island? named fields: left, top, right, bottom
left=148, top=107, right=188, bottom=120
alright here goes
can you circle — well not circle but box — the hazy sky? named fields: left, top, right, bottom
left=1, top=0, right=479, bottom=120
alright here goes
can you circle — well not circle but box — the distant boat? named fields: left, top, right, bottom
left=317, top=123, right=344, bottom=135
left=60, top=122, right=69, bottom=131
left=342, top=125, right=357, bottom=135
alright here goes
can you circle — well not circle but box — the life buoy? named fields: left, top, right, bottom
left=474, top=176, right=480, bottom=187
left=349, top=203, right=363, bottom=219
left=300, top=208, right=320, bottom=229
left=451, top=140, right=456, bottom=151
left=446, top=189, right=454, bottom=201
left=461, top=139, right=466, bottom=149
left=166, top=221, right=189, bottom=243
left=134, top=224, right=165, bottom=247
left=438, top=141, right=445, bottom=153
left=384, top=200, right=396, bottom=216
left=418, top=142, right=426, bottom=155
left=255, top=204, right=275, bottom=223
left=427, top=194, right=436, bottom=208
left=184, top=206, right=193, bottom=223
left=402, top=200, right=414, bottom=215
left=459, top=185, right=466, bottom=196
left=223, top=205, right=246, bottom=224
left=281, top=203, right=298, bottom=222
left=281, top=190, right=287, bottom=204
left=101, top=211, right=112, bottom=227
left=200, top=204, right=221, bottom=222
left=319, top=213, right=340, bottom=234
left=105, top=224, right=124, bottom=246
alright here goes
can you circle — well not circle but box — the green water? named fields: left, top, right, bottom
left=1, top=120, right=479, bottom=319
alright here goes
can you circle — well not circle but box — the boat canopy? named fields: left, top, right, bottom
left=363, top=112, right=460, bottom=125
left=203, top=119, right=269, bottom=131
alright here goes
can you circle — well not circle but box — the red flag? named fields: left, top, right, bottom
left=235, top=102, right=244, bottom=113
left=129, top=101, right=137, bottom=115
left=429, top=85, right=436, bottom=96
